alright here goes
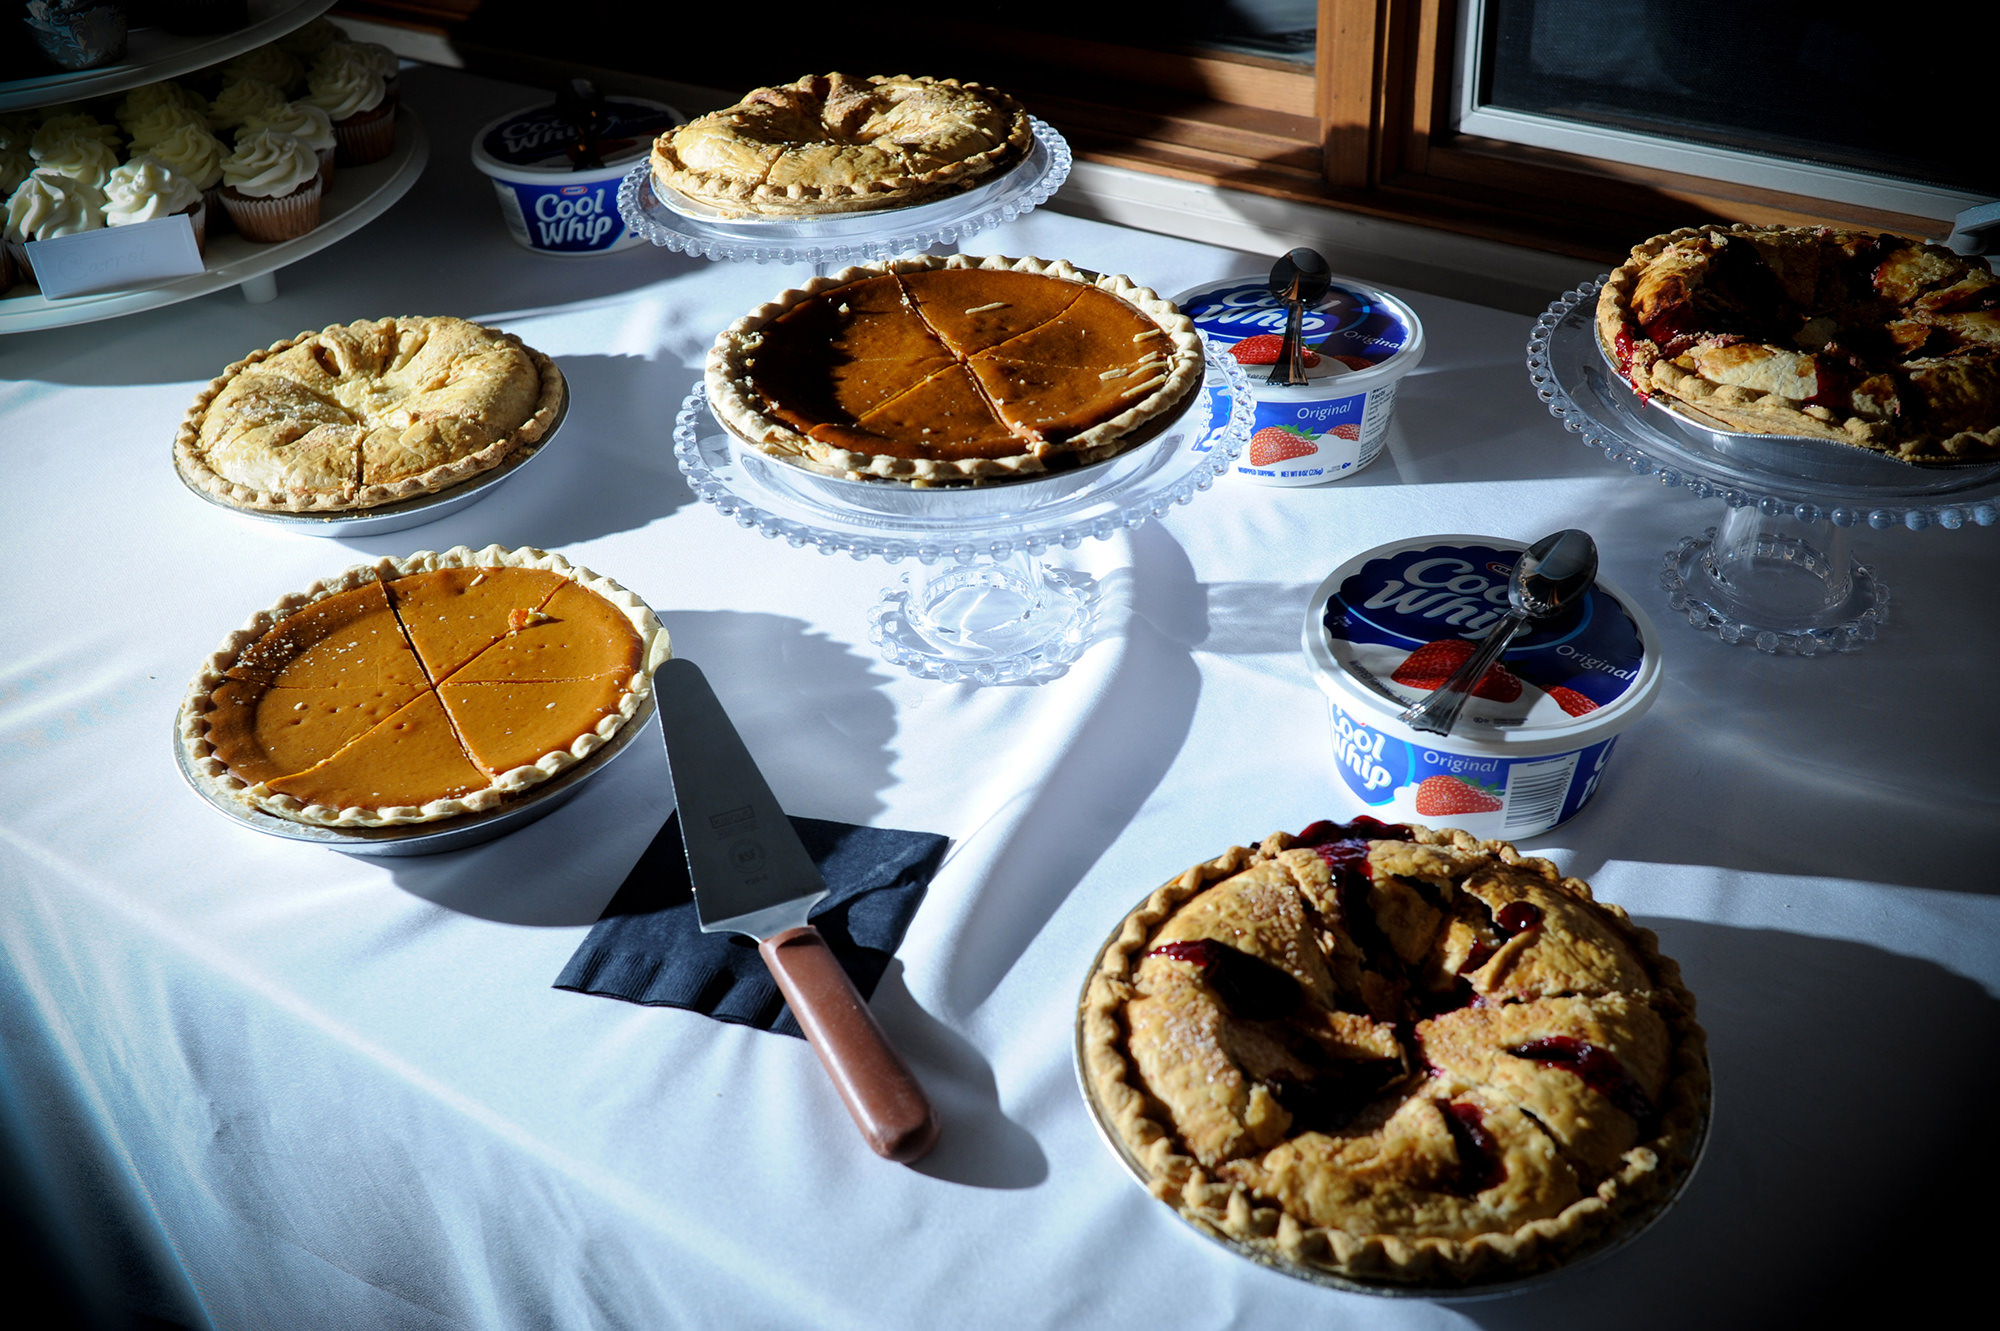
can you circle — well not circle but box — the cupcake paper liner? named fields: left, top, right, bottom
left=332, top=103, right=396, bottom=167
left=221, top=178, right=321, bottom=243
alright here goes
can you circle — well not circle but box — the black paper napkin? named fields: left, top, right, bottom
left=555, top=811, right=948, bottom=1038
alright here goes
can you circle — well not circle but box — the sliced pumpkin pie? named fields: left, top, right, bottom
left=706, top=254, right=1205, bottom=484
left=180, top=546, right=670, bottom=827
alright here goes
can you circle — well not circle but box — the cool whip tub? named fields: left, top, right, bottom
left=471, top=98, right=682, bottom=255
left=1176, top=274, right=1424, bottom=485
left=1302, top=535, right=1664, bottom=838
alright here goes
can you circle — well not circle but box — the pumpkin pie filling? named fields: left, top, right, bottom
left=185, top=551, right=666, bottom=826
left=707, top=255, right=1204, bottom=483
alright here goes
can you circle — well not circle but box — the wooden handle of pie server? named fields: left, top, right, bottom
left=759, top=925, right=940, bottom=1163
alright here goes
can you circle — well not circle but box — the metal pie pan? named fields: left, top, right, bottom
left=176, top=392, right=570, bottom=537
left=1072, top=892, right=1710, bottom=1300
left=173, top=689, right=656, bottom=857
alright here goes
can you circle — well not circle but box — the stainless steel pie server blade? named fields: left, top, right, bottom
left=655, top=658, right=939, bottom=1163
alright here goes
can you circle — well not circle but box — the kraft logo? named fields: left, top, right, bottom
left=561, top=184, right=588, bottom=196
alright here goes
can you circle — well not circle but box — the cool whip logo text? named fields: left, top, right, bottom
left=1360, top=556, right=1509, bottom=635
left=534, top=187, right=616, bottom=247
left=1187, top=285, right=1337, bottom=340
left=1332, top=709, right=1394, bottom=793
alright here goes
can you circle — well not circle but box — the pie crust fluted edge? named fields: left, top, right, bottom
left=1078, top=823, right=1712, bottom=1288
left=177, top=545, right=671, bottom=828
left=704, top=254, right=1206, bottom=485
left=173, top=318, right=569, bottom=513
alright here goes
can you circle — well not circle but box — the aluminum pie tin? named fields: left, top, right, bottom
left=175, top=392, right=570, bottom=537
left=1591, top=325, right=2000, bottom=486
left=172, top=688, right=656, bottom=856
left=1072, top=888, right=1710, bottom=1300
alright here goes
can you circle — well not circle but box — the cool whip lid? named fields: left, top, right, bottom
left=472, top=98, right=679, bottom=175
left=1306, top=534, right=1663, bottom=749
left=1175, top=274, right=1423, bottom=390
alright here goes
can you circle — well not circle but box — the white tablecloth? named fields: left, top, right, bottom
left=4, top=65, right=1997, bottom=1330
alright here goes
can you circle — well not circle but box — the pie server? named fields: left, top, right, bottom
left=654, top=657, right=940, bottom=1163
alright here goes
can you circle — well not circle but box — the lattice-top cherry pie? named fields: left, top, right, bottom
left=1080, top=818, right=1708, bottom=1287
left=1595, top=223, right=1999, bottom=463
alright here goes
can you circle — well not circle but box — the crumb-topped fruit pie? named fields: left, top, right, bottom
left=706, top=254, right=1205, bottom=484
left=1079, top=817, right=1708, bottom=1288
left=651, top=73, right=1032, bottom=218
left=175, top=316, right=567, bottom=512
left=179, top=546, right=670, bottom=827
left=1595, top=223, right=2000, bottom=463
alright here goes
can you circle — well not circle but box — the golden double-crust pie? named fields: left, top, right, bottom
left=651, top=72, right=1032, bottom=218
left=1080, top=818, right=1709, bottom=1288
left=1595, top=223, right=2000, bottom=462
left=706, top=254, right=1205, bottom=484
left=179, top=545, right=670, bottom=827
left=176, top=316, right=567, bottom=512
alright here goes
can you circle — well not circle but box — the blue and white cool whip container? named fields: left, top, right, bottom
left=1303, top=535, right=1664, bottom=838
left=470, top=97, right=683, bottom=255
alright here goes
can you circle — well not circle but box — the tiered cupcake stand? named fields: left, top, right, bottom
left=0, top=0, right=426, bottom=332
left=622, top=121, right=1254, bottom=682
left=1529, top=280, right=2000, bottom=655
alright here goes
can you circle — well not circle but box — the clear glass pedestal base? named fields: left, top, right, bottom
left=672, top=347, right=1253, bottom=682
left=1659, top=507, right=1889, bottom=654
left=1528, top=280, right=2000, bottom=657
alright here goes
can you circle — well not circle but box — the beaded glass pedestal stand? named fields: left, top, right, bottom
left=1529, top=281, right=2000, bottom=655
left=671, top=346, right=1253, bottom=683
left=617, top=118, right=1071, bottom=276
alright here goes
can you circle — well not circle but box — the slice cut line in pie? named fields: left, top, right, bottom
left=706, top=255, right=1205, bottom=484
left=180, top=546, right=670, bottom=827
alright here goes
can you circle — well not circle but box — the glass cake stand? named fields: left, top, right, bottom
left=671, top=344, right=1253, bottom=683
left=1528, top=280, right=2000, bottom=654
left=616, top=118, right=1071, bottom=274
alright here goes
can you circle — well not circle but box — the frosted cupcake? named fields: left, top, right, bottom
left=221, top=45, right=305, bottom=96
left=29, top=133, right=119, bottom=190
left=218, top=128, right=321, bottom=241
left=307, top=46, right=394, bottom=166
left=275, top=17, right=343, bottom=60
left=116, top=81, right=207, bottom=136
left=143, top=119, right=227, bottom=222
left=206, top=78, right=290, bottom=137
left=239, top=100, right=336, bottom=192
left=124, top=102, right=208, bottom=155
left=5, top=169, right=107, bottom=282
left=104, top=155, right=207, bottom=253
left=30, top=112, right=121, bottom=156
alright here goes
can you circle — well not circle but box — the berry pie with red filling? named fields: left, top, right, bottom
left=1595, top=223, right=2000, bottom=463
left=1079, top=818, right=1709, bottom=1287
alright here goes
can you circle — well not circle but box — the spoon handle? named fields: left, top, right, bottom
left=1398, top=613, right=1526, bottom=737
left=1266, top=288, right=1310, bottom=387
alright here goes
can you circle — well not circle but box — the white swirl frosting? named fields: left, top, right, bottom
left=125, top=104, right=208, bottom=154
left=221, top=128, right=319, bottom=198
left=239, top=100, right=334, bottom=154
left=31, top=113, right=120, bottom=156
left=5, top=169, right=106, bottom=242
left=208, top=79, right=290, bottom=133
left=104, top=155, right=203, bottom=225
left=144, top=121, right=226, bottom=191
left=1, top=147, right=35, bottom=196
left=223, top=46, right=304, bottom=95
left=276, top=16, right=342, bottom=57
left=307, top=50, right=386, bottom=121
left=29, top=135, right=119, bottom=189
left=117, top=81, right=205, bottom=133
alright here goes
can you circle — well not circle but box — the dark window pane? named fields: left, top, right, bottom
left=1480, top=0, right=1994, bottom=194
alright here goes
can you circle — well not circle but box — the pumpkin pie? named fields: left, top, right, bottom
left=1079, top=818, right=1709, bottom=1288
left=706, top=255, right=1205, bottom=484
left=179, top=546, right=670, bottom=827
left=1595, top=223, right=2000, bottom=462
left=651, top=73, right=1032, bottom=218
left=175, top=316, right=568, bottom=513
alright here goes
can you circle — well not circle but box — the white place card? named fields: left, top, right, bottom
left=25, top=214, right=205, bottom=300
